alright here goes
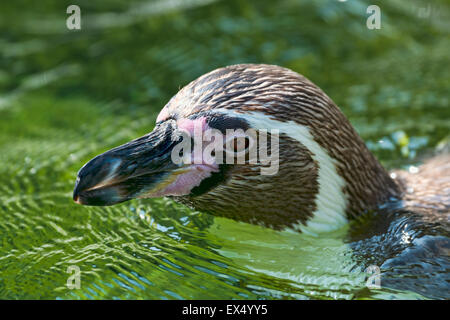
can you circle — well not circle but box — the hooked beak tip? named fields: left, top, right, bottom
left=73, top=120, right=180, bottom=206
left=73, top=194, right=81, bottom=204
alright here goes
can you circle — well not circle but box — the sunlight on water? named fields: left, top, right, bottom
left=209, top=219, right=364, bottom=299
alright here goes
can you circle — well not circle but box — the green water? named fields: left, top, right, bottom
left=0, top=0, right=449, bottom=299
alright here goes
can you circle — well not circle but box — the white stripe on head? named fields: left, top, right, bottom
left=212, top=109, right=348, bottom=235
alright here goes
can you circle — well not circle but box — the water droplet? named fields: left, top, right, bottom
left=409, top=166, right=419, bottom=174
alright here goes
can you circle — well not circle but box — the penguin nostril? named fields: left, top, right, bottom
left=126, top=162, right=137, bottom=174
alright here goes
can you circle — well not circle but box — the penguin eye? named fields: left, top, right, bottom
left=224, top=136, right=251, bottom=156
left=207, top=115, right=249, bottom=134
left=233, top=137, right=250, bottom=153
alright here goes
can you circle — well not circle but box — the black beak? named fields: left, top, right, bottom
left=73, top=120, right=181, bottom=206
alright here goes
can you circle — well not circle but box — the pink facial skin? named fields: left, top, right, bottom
left=142, top=164, right=218, bottom=197
left=142, top=115, right=220, bottom=198
left=176, top=117, right=208, bottom=134
left=156, top=107, right=170, bottom=123
left=177, top=117, right=212, bottom=165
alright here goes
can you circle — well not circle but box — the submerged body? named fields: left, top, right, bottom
left=73, top=64, right=450, bottom=297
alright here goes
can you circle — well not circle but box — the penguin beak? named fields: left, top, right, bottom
left=73, top=121, right=181, bottom=206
